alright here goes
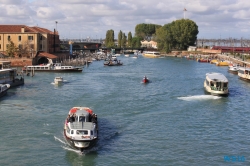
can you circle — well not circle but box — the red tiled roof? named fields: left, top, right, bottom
left=38, top=52, right=57, bottom=59
left=0, top=25, right=55, bottom=34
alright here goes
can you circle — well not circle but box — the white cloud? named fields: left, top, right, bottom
left=0, top=0, right=250, bottom=39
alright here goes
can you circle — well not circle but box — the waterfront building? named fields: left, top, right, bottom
left=0, top=25, right=60, bottom=58
left=141, top=40, right=157, bottom=49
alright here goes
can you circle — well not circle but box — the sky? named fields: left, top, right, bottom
left=1, top=0, right=250, bottom=40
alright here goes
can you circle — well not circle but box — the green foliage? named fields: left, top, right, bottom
left=118, top=30, right=122, bottom=48
left=127, top=32, right=132, bottom=47
left=121, top=33, right=127, bottom=48
left=6, top=39, right=18, bottom=57
left=131, top=36, right=143, bottom=48
left=156, top=19, right=199, bottom=53
left=105, top=29, right=115, bottom=47
left=135, top=23, right=162, bottom=40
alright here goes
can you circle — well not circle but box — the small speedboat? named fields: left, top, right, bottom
left=54, top=77, right=63, bottom=85
left=142, top=76, right=149, bottom=83
left=64, top=107, right=98, bottom=152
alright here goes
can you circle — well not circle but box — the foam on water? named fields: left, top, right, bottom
left=177, top=95, right=221, bottom=101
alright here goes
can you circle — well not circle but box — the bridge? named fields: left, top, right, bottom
left=59, top=39, right=146, bottom=53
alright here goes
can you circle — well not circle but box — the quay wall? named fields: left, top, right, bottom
left=0, top=58, right=32, bottom=67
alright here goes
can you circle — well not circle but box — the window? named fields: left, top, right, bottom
left=8, top=36, right=11, bottom=41
left=40, top=36, right=43, bottom=40
left=28, top=36, right=33, bottom=40
left=18, top=36, right=21, bottom=41
left=0, top=36, right=1, bottom=40
left=0, top=44, right=1, bottom=49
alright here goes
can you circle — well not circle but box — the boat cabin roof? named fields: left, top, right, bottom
left=206, top=72, right=228, bottom=82
left=68, top=122, right=95, bottom=130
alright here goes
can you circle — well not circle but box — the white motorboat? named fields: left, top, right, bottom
left=54, top=77, right=63, bottom=85
left=228, top=64, right=240, bottom=74
left=204, top=72, right=229, bottom=96
left=64, top=107, right=98, bottom=152
left=238, top=67, right=250, bottom=81
left=0, top=84, right=10, bottom=98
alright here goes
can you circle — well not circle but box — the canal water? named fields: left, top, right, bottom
left=0, top=55, right=249, bottom=166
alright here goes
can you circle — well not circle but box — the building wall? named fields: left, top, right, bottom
left=0, top=28, right=60, bottom=57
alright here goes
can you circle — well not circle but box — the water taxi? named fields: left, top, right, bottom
left=238, top=67, right=250, bottom=81
left=54, top=77, right=63, bottom=85
left=142, top=51, right=162, bottom=58
left=204, top=72, right=229, bottom=96
left=64, top=107, right=98, bottom=152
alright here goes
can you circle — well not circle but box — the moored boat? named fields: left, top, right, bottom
left=228, top=64, right=240, bottom=74
left=0, top=84, right=10, bottom=98
left=54, top=77, right=63, bottom=85
left=64, top=107, right=98, bottom=152
left=210, top=59, right=219, bottom=64
left=216, top=61, right=229, bottom=66
left=104, top=59, right=123, bottom=66
left=204, top=72, right=229, bottom=96
left=23, top=63, right=83, bottom=72
left=238, top=67, right=250, bottom=81
left=0, top=61, right=24, bottom=88
left=197, top=58, right=210, bottom=63
left=142, top=51, right=162, bottom=58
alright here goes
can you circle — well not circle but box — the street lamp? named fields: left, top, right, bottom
left=55, top=21, right=58, bottom=32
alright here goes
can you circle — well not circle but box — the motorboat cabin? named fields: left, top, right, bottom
left=204, top=72, right=229, bottom=96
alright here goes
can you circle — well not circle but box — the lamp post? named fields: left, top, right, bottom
left=55, top=21, right=58, bottom=32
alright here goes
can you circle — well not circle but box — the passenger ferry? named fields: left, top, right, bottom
left=23, top=63, right=83, bottom=72
left=64, top=107, right=98, bottom=152
left=204, top=72, right=229, bottom=96
left=142, top=51, right=162, bottom=58
left=238, top=67, right=250, bottom=81
left=0, top=61, right=24, bottom=88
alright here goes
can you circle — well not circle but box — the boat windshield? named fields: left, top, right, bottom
left=76, top=130, right=88, bottom=135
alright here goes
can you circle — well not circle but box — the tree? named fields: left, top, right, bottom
left=170, top=19, right=199, bottom=50
left=105, top=29, right=115, bottom=48
left=135, top=23, right=162, bottom=40
left=6, top=39, right=18, bottom=57
left=121, top=33, right=127, bottom=48
left=127, top=32, right=132, bottom=48
left=156, top=19, right=199, bottom=52
left=18, top=40, right=33, bottom=58
left=131, top=36, right=142, bottom=48
left=118, top=30, right=122, bottom=48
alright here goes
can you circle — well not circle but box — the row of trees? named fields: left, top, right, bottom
left=105, top=30, right=142, bottom=48
left=105, top=19, right=199, bottom=53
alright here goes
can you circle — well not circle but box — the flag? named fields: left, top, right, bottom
left=184, top=8, right=187, bottom=11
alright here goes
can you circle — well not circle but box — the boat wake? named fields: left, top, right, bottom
left=178, top=95, right=221, bottom=101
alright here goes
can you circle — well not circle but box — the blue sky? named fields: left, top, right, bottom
left=0, top=0, right=250, bottom=40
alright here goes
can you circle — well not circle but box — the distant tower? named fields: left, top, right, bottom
left=69, top=40, right=74, bottom=55
left=183, top=8, right=187, bottom=19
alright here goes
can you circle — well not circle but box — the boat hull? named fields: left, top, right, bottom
left=63, top=130, right=97, bottom=151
